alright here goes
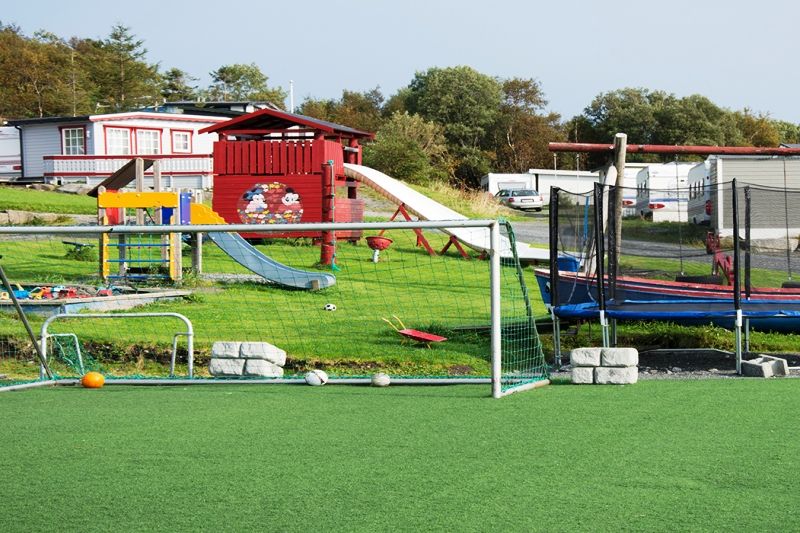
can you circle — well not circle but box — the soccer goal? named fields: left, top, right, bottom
left=0, top=219, right=548, bottom=397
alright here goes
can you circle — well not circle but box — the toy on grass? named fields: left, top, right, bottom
left=365, top=235, right=393, bottom=263
left=371, top=373, right=391, bottom=387
left=81, top=371, right=105, bottom=389
left=323, top=303, right=337, bottom=311
left=381, top=315, right=448, bottom=348
left=304, top=369, right=329, bottom=386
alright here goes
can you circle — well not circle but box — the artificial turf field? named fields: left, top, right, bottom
left=2, top=380, right=800, bottom=532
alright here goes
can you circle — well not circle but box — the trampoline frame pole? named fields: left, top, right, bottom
left=549, top=188, right=561, bottom=365
left=731, top=179, right=742, bottom=374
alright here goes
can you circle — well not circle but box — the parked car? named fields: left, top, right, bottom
left=495, top=189, right=544, bottom=211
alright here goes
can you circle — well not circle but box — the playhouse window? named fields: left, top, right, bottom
left=62, top=127, right=85, bottom=155
left=172, top=131, right=191, bottom=153
left=106, top=128, right=131, bottom=155
left=136, top=129, right=160, bottom=155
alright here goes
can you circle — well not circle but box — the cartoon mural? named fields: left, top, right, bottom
left=237, top=182, right=304, bottom=224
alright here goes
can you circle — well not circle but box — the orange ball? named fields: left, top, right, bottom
left=81, top=371, right=105, bottom=389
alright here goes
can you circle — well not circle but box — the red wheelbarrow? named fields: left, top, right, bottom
left=382, top=315, right=447, bottom=348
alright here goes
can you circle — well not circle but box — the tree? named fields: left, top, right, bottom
left=493, top=77, right=564, bottom=173
left=88, top=24, right=161, bottom=111
left=405, top=66, right=503, bottom=186
left=363, top=111, right=451, bottom=185
left=207, top=63, right=285, bottom=105
left=161, top=68, right=197, bottom=101
left=299, top=87, right=385, bottom=133
left=734, top=109, right=781, bottom=147
left=775, top=120, right=800, bottom=145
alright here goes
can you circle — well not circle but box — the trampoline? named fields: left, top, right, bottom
left=545, top=180, right=800, bottom=372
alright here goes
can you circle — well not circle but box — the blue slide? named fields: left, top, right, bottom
left=207, top=232, right=336, bottom=290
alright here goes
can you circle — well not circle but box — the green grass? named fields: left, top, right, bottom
left=621, top=217, right=710, bottom=245
left=1, top=380, right=799, bottom=531
left=0, top=186, right=97, bottom=215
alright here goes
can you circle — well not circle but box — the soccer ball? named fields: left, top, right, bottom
left=304, top=369, right=329, bottom=386
left=323, top=303, right=337, bottom=311
left=371, top=372, right=391, bottom=387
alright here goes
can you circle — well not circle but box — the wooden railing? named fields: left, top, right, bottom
left=43, top=154, right=213, bottom=177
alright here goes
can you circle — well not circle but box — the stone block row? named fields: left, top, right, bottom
left=209, top=341, right=286, bottom=378
left=570, top=347, right=639, bottom=385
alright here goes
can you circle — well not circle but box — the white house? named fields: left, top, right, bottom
left=687, top=160, right=711, bottom=225
left=8, top=111, right=230, bottom=190
left=634, top=162, right=695, bottom=222
left=481, top=169, right=600, bottom=203
left=597, top=162, right=649, bottom=217
left=708, top=155, right=800, bottom=239
left=0, top=126, right=21, bottom=181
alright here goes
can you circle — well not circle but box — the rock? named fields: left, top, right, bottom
left=741, top=355, right=789, bottom=378
left=601, top=347, right=639, bottom=367
left=709, top=368, right=719, bottom=373
left=209, top=358, right=245, bottom=376
left=671, top=367, right=682, bottom=373
left=243, top=359, right=284, bottom=377
left=666, top=369, right=673, bottom=375
left=211, top=341, right=241, bottom=358
left=27, top=183, right=57, bottom=191
left=57, top=183, right=94, bottom=195
left=594, top=366, right=638, bottom=385
left=570, top=347, right=601, bottom=367
left=571, top=366, right=594, bottom=384
left=239, top=342, right=286, bottom=366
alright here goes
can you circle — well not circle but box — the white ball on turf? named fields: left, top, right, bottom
left=305, top=369, right=329, bottom=386
left=371, top=372, right=391, bottom=387
left=324, top=303, right=337, bottom=311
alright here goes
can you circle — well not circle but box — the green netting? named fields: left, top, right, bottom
left=1, top=221, right=550, bottom=395
left=499, top=220, right=549, bottom=393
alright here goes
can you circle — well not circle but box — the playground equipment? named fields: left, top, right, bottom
left=98, top=187, right=190, bottom=281
left=382, top=315, right=448, bottom=348
left=365, top=235, right=393, bottom=262
left=198, top=108, right=374, bottom=266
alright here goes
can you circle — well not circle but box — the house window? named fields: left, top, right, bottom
left=136, top=129, right=160, bottom=155
left=106, top=128, right=131, bottom=155
left=172, top=131, right=191, bottom=153
left=62, top=127, right=85, bottom=155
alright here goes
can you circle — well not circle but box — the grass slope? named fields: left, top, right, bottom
left=0, top=186, right=96, bottom=215
left=1, top=381, right=799, bottom=531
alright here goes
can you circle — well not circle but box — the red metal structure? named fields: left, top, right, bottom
left=549, top=142, right=800, bottom=156
left=200, top=109, right=374, bottom=264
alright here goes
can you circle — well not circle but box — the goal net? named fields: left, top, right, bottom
left=0, top=220, right=548, bottom=397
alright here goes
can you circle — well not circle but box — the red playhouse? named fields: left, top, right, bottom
left=199, top=109, right=374, bottom=264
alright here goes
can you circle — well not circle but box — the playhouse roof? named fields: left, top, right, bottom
left=198, top=108, right=375, bottom=139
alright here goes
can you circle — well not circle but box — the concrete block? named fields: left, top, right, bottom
left=741, top=355, right=789, bottom=378
left=570, top=347, right=601, bottom=367
left=211, top=341, right=241, bottom=359
left=209, top=358, right=245, bottom=376
left=571, top=366, right=594, bottom=384
left=239, top=342, right=286, bottom=366
left=601, top=347, right=639, bottom=367
left=594, top=366, right=638, bottom=385
left=243, top=359, right=284, bottom=378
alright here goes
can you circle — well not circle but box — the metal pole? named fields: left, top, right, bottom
left=548, top=188, right=561, bottom=365
left=490, top=220, right=502, bottom=399
left=731, top=179, right=742, bottom=373
left=0, top=262, right=53, bottom=379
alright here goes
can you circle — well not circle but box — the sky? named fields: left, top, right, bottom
left=6, top=0, right=800, bottom=124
